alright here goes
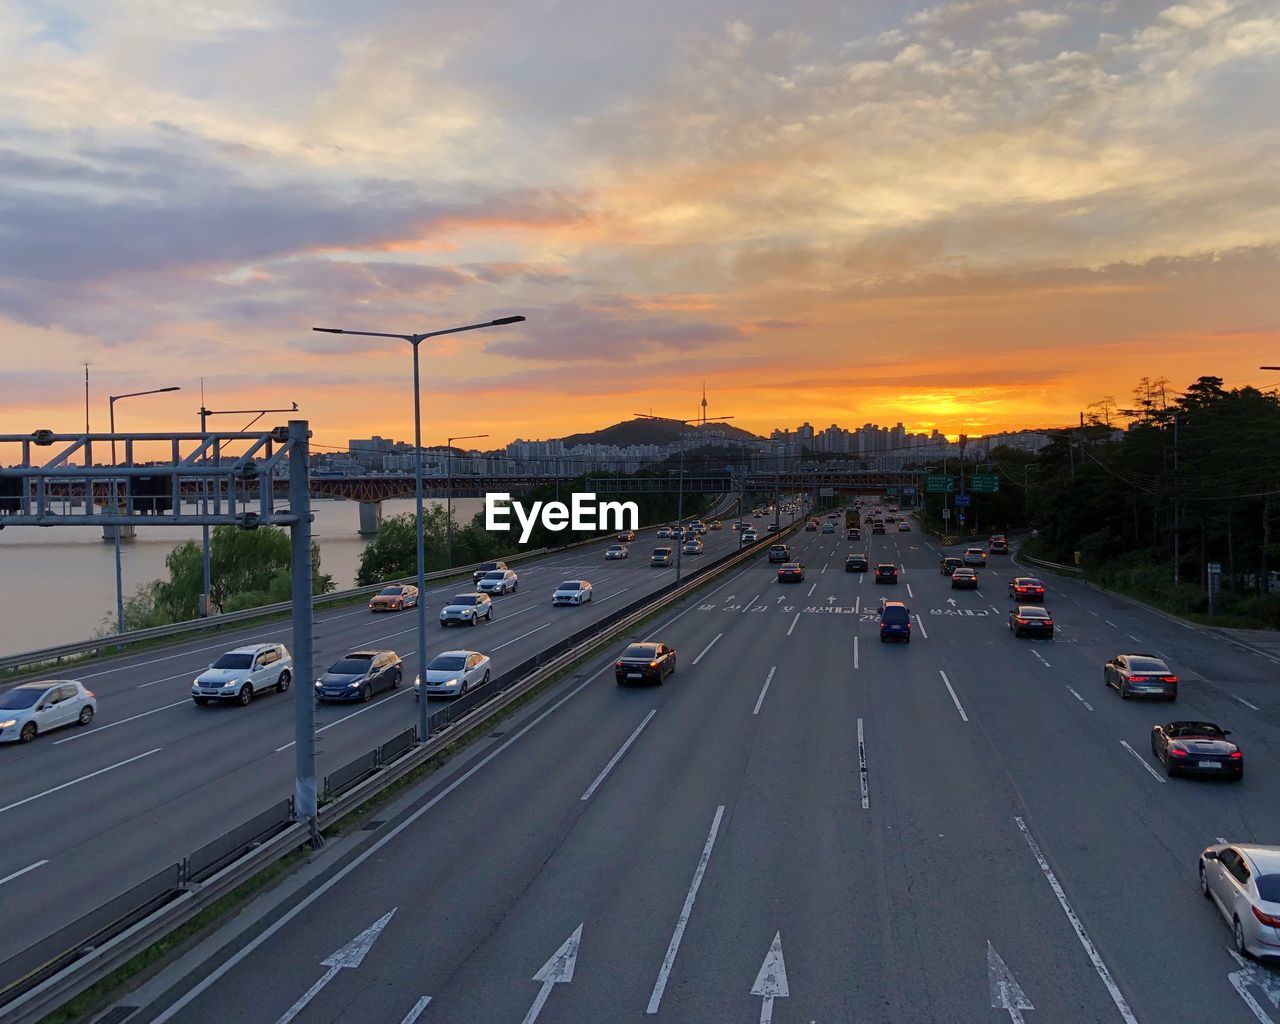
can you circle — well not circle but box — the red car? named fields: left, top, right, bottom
left=1008, top=577, right=1045, bottom=602
left=777, top=562, right=805, bottom=582
left=805, top=520, right=819, bottom=532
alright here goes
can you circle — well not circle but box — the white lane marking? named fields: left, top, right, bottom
left=752, top=667, right=776, bottom=716
left=491, top=622, right=552, bottom=652
left=54, top=699, right=189, bottom=744
left=786, top=613, right=800, bottom=637
left=821, top=562, right=828, bottom=574
left=752, top=932, right=789, bottom=1024
left=855, top=596, right=861, bottom=614
left=857, top=717, right=869, bottom=809
left=1066, top=687, right=1095, bottom=712
left=1233, top=695, right=1261, bottom=711
left=853, top=636, right=860, bottom=670
left=1015, top=817, right=1140, bottom=1024
left=0, top=748, right=162, bottom=815
left=522, top=925, right=582, bottom=1024
left=1217, top=836, right=1229, bottom=844
left=1227, top=949, right=1278, bottom=1024
left=692, top=633, right=723, bottom=666
left=1031, top=650, right=1051, bottom=668
left=914, top=615, right=929, bottom=639
left=1126, top=633, right=1142, bottom=643
left=1087, top=609, right=1099, bottom=617
left=595, top=587, right=631, bottom=604
left=939, top=670, right=968, bottom=722
left=907, top=583, right=914, bottom=599
left=990, top=605, right=1001, bottom=615
left=581, top=710, right=658, bottom=801
left=644, top=563, right=755, bottom=640
left=1120, top=739, right=1166, bottom=784
left=0, top=859, right=48, bottom=885
left=150, top=660, right=613, bottom=1024
left=138, top=667, right=208, bottom=688
left=741, top=593, right=760, bottom=614
left=646, top=804, right=726, bottom=1014
left=276, top=688, right=415, bottom=752
left=806, top=583, right=817, bottom=597
left=399, top=996, right=432, bottom=1024
left=1104, top=619, right=1118, bottom=628
left=274, top=909, right=397, bottom=1024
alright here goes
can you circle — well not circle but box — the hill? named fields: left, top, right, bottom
left=558, top=417, right=761, bottom=448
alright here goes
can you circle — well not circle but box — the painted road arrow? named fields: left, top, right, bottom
left=947, top=597, right=958, bottom=607
left=1229, top=948, right=1280, bottom=1022
left=751, top=932, right=789, bottom=1024
left=521, top=924, right=582, bottom=1024
left=275, top=909, right=397, bottom=1024
left=988, top=942, right=1033, bottom=1023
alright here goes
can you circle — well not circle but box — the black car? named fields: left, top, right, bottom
left=874, top=563, right=898, bottom=584
left=872, top=523, right=886, bottom=535
left=846, top=553, right=869, bottom=573
left=939, top=557, right=963, bottom=576
left=1009, top=606, right=1053, bottom=638
left=472, top=560, right=510, bottom=583
left=1104, top=654, right=1178, bottom=700
left=315, top=650, right=403, bottom=702
left=615, top=642, right=677, bottom=686
left=950, top=568, right=978, bottom=589
left=847, top=527, right=861, bottom=540
left=1151, top=721, right=1242, bottom=779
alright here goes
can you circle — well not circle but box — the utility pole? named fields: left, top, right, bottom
left=83, top=362, right=91, bottom=436
left=288, top=419, right=319, bottom=843
left=1171, top=414, right=1179, bottom=584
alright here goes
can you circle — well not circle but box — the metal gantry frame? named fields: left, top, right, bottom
left=0, top=421, right=322, bottom=843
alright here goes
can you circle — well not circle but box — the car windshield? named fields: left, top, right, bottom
left=479, top=563, right=500, bottom=571
left=328, top=657, right=372, bottom=674
left=0, top=687, right=45, bottom=710
left=1255, top=874, right=1280, bottom=902
left=622, top=644, right=658, bottom=659
left=653, top=548, right=671, bottom=555
left=558, top=581, right=581, bottom=590
left=451, top=595, right=480, bottom=605
left=427, top=656, right=467, bottom=671
left=211, top=653, right=253, bottom=670
left=954, top=569, right=975, bottom=577
left=1172, top=722, right=1224, bottom=738
left=378, top=586, right=403, bottom=596
left=1128, top=657, right=1169, bottom=672
left=1020, top=608, right=1050, bottom=619
left=483, top=571, right=506, bottom=580
left=967, top=549, right=984, bottom=555
left=882, top=607, right=910, bottom=624
left=877, top=565, right=894, bottom=572
left=1019, top=579, right=1042, bottom=587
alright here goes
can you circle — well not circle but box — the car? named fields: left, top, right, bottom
left=1198, top=844, right=1280, bottom=959
left=615, top=641, right=677, bottom=685
left=963, top=547, right=988, bottom=566
left=939, top=557, right=963, bottom=576
left=0, top=680, right=96, bottom=743
left=477, top=568, right=519, bottom=595
left=689, top=521, right=706, bottom=535
left=768, top=544, right=791, bottom=563
left=605, top=544, right=629, bottom=560
left=821, top=522, right=835, bottom=534
left=1151, top=721, right=1242, bottom=779
left=874, top=563, right=898, bottom=584
left=683, top=538, right=704, bottom=555
left=472, top=560, right=509, bottom=583
left=1009, top=605, right=1054, bottom=638
left=872, top=523, right=886, bottom=535
left=440, top=592, right=494, bottom=626
left=192, top=643, right=292, bottom=706
left=767, top=523, right=780, bottom=533
left=879, top=601, right=912, bottom=642
left=847, top=527, right=861, bottom=540
left=657, top=527, right=674, bottom=539
left=990, top=539, right=1009, bottom=554
left=315, top=650, right=403, bottom=703
left=650, top=547, right=674, bottom=567
left=709, top=520, right=722, bottom=530
left=742, top=529, right=759, bottom=542
left=552, top=579, right=593, bottom=605
left=990, top=533, right=1008, bottom=545
left=731, top=521, right=746, bottom=531
left=897, top=521, right=911, bottom=532
left=754, top=512, right=763, bottom=519
left=951, top=567, right=979, bottom=589
left=1008, top=577, right=1045, bottom=601
left=777, top=562, right=805, bottom=582
left=805, top=520, right=819, bottom=531
left=368, top=584, right=419, bottom=612
left=827, top=512, right=839, bottom=519
left=846, top=553, right=869, bottom=573
left=617, top=530, right=636, bottom=542
left=1104, top=654, right=1178, bottom=700
left=416, top=650, right=491, bottom=699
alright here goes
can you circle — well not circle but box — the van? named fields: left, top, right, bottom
left=879, top=602, right=912, bottom=642
left=650, top=547, right=674, bottom=567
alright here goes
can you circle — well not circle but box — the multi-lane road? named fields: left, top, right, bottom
left=79, top=508, right=1280, bottom=1024
left=0, top=505, right=778, bottom=976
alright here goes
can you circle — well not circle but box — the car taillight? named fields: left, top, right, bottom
left=1251, top=905, right=1280, bottom=928
left=615, top=660, right=624, bottom=668
left=1044, top=620, right=1053, bottom=626
left=1160, top=675, right=1178, bottom=684
left=1170, top=745, right=1188, bottom=758
left=1016, top=618, right=1028, bottom=624
left=1129, top=676, right=1146, bottom=683
left=1230, top=750, right=1243, bottom=760
left=85, top=689, right=95, bottom=698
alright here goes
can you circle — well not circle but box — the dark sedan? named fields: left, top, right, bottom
left=1008, top=577, right=1045, bottom=602
left=872, top=523, right=886, bottom=535
left=951, top=567, right=978, bottom=589
left=846, top=553, right=869, bottom=573
left=1009, top=605, right=1053, bottom=638
left=874, top=563, right=898, bottom=584
left=615, top=642, right=677, bottom=686
left=777, top=562, right=805, bottom=582
left=1104, top=654, right=1178, bottom=700
left=939, top=557, right=962, bottom=576
left=1151, top=721, right=1242, bottom=779
left=315, top=650, right=403, bottom=702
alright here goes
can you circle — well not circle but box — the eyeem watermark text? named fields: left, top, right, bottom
left=485, top=492, right=639, bottom=544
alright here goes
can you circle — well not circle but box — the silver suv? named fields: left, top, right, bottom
left=192, top=643, right=292, bottom=706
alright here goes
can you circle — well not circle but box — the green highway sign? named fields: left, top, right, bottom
left=970, top=474, right=1000, bottom=493
left=925, top=474, right=956, bottom=494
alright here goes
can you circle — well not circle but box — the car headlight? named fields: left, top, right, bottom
left=0, top=719, right=17, bottom=729
left=443, top=678, right=459, bottom=687
left=192, top=679, right=202, bottom=687
left=315, top=680, right=324, bottom=688
left=348, top=681, right=361, bottom=688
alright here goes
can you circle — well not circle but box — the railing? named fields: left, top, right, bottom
left=1016, top=552, right=1083, bottom=577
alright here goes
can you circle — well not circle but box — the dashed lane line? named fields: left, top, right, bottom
left=1120, top=739, right=1166, bottom=784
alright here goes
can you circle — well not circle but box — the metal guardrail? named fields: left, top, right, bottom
left=0, top=503, right=773, bottom=1024
left=1016, top=552, right=1083, bottom=577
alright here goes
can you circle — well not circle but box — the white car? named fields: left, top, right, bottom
left=963, top=547, right=988, bottom=567
left=821, top=522, right=835, bottom=534
left=656, top=527, right=673, bottom=539
left=689, top=522, right=706, bottom=535
left=605, top=544, right=629, bottom=560
left=192, top=643, right=292, bottom=706
left=440, top=592, right=494, bottom=626
left=0, top=680, right=96, bottom=743
left=477, top=568, right=519, bottom=594
left=1199, top=843, right=1280, bottom=958
left=683, top=538, right=703, bottom=555
left=416, top=650, right=491, bottom=699
left=552, top=580, right=594, bottom=605
left=742, top=529, right=759, bottom=542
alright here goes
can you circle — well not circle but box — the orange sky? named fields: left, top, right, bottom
left=2, top=1, right=1278, bottom=449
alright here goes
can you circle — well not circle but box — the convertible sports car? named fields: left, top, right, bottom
left=1151, top=721, right=1242, bottom=779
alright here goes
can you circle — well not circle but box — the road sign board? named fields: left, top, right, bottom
left=926, top=474, right=956, bottom=494
left=941, top=508, right=951, bottom=519
left=970, top=474, right=1000, bottom=493
left=885, top=487, right=897, bottom=496
left=954, top=494, right=972, bottom=507
left=819, top=487, right=834, bottom=497
left=900, top=486, right=917, bottom=496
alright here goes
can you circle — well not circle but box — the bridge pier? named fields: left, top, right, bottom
left=101, top=523, right=135, bottom=542
left=358, top=500, right=383, bottom=536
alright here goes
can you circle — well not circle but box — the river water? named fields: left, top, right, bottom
left=0, top=497, right=484, bottom=657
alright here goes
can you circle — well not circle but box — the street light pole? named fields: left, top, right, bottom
left=445, top=433, right=489, bottom=568
left=108, top=385, right=181, bottom=633
left=314, top=315, right=525, bottom=742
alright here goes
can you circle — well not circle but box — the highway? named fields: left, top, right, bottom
left=100, top=509, right=1280, bottom=1024
left=0, top=506, right=775, bottom=977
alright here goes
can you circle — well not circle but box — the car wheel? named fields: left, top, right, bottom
left=1119, top=682, right=1129, bottom=699
left=19, top=722, right=36, bottom=743
left=1234, top=917, right=1248, bottom=957
left=238, top=684, right=253, bottom=707
left=487, top=607, right=493, bottom=621
left=470, top=614, right=479, bottom=627
left=1165, top=756, right=1176, bottom=777
left=1233, top=766, right=1244, bottom=782
left=391, top=670, right=402, bottom=689
left=276, top=670, right=292, bottom=693
left=1200, top=863, right=1211, bottom=898
left=77, top=705, right=95, bottom=726
left=193, top=696, right=209, bottom=706
left=460, top=677, right=469, bottom=696
left=361, top=684, right=373, bottom=703
left=482, top=670, right=491, bottom=685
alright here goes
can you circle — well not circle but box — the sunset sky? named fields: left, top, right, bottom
left=1, top=0, right=1278, bottom=449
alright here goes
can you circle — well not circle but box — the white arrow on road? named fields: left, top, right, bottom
left=1229, top=948, right=1280, bottom=1021
left=751, top=932, right=789, bottom=1024
left=988, top=942, right=1033, bottom=1023
left=275, top=909, right=397, bottom=1024
left=947, top=597, right=958, bottom=607
left=827, top=595, right=836, bottom=604
left=522, top=924, right=582, bottom=1024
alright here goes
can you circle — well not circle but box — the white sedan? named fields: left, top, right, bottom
left=0, top=680, right=96, bottom=743
left=416, top=650, right=491, bottom=699
left=552, top=580, right=594, bottom=605
left=605, top=544, right=629, bottom=560
left=656, top=527, right=674, bottom=539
